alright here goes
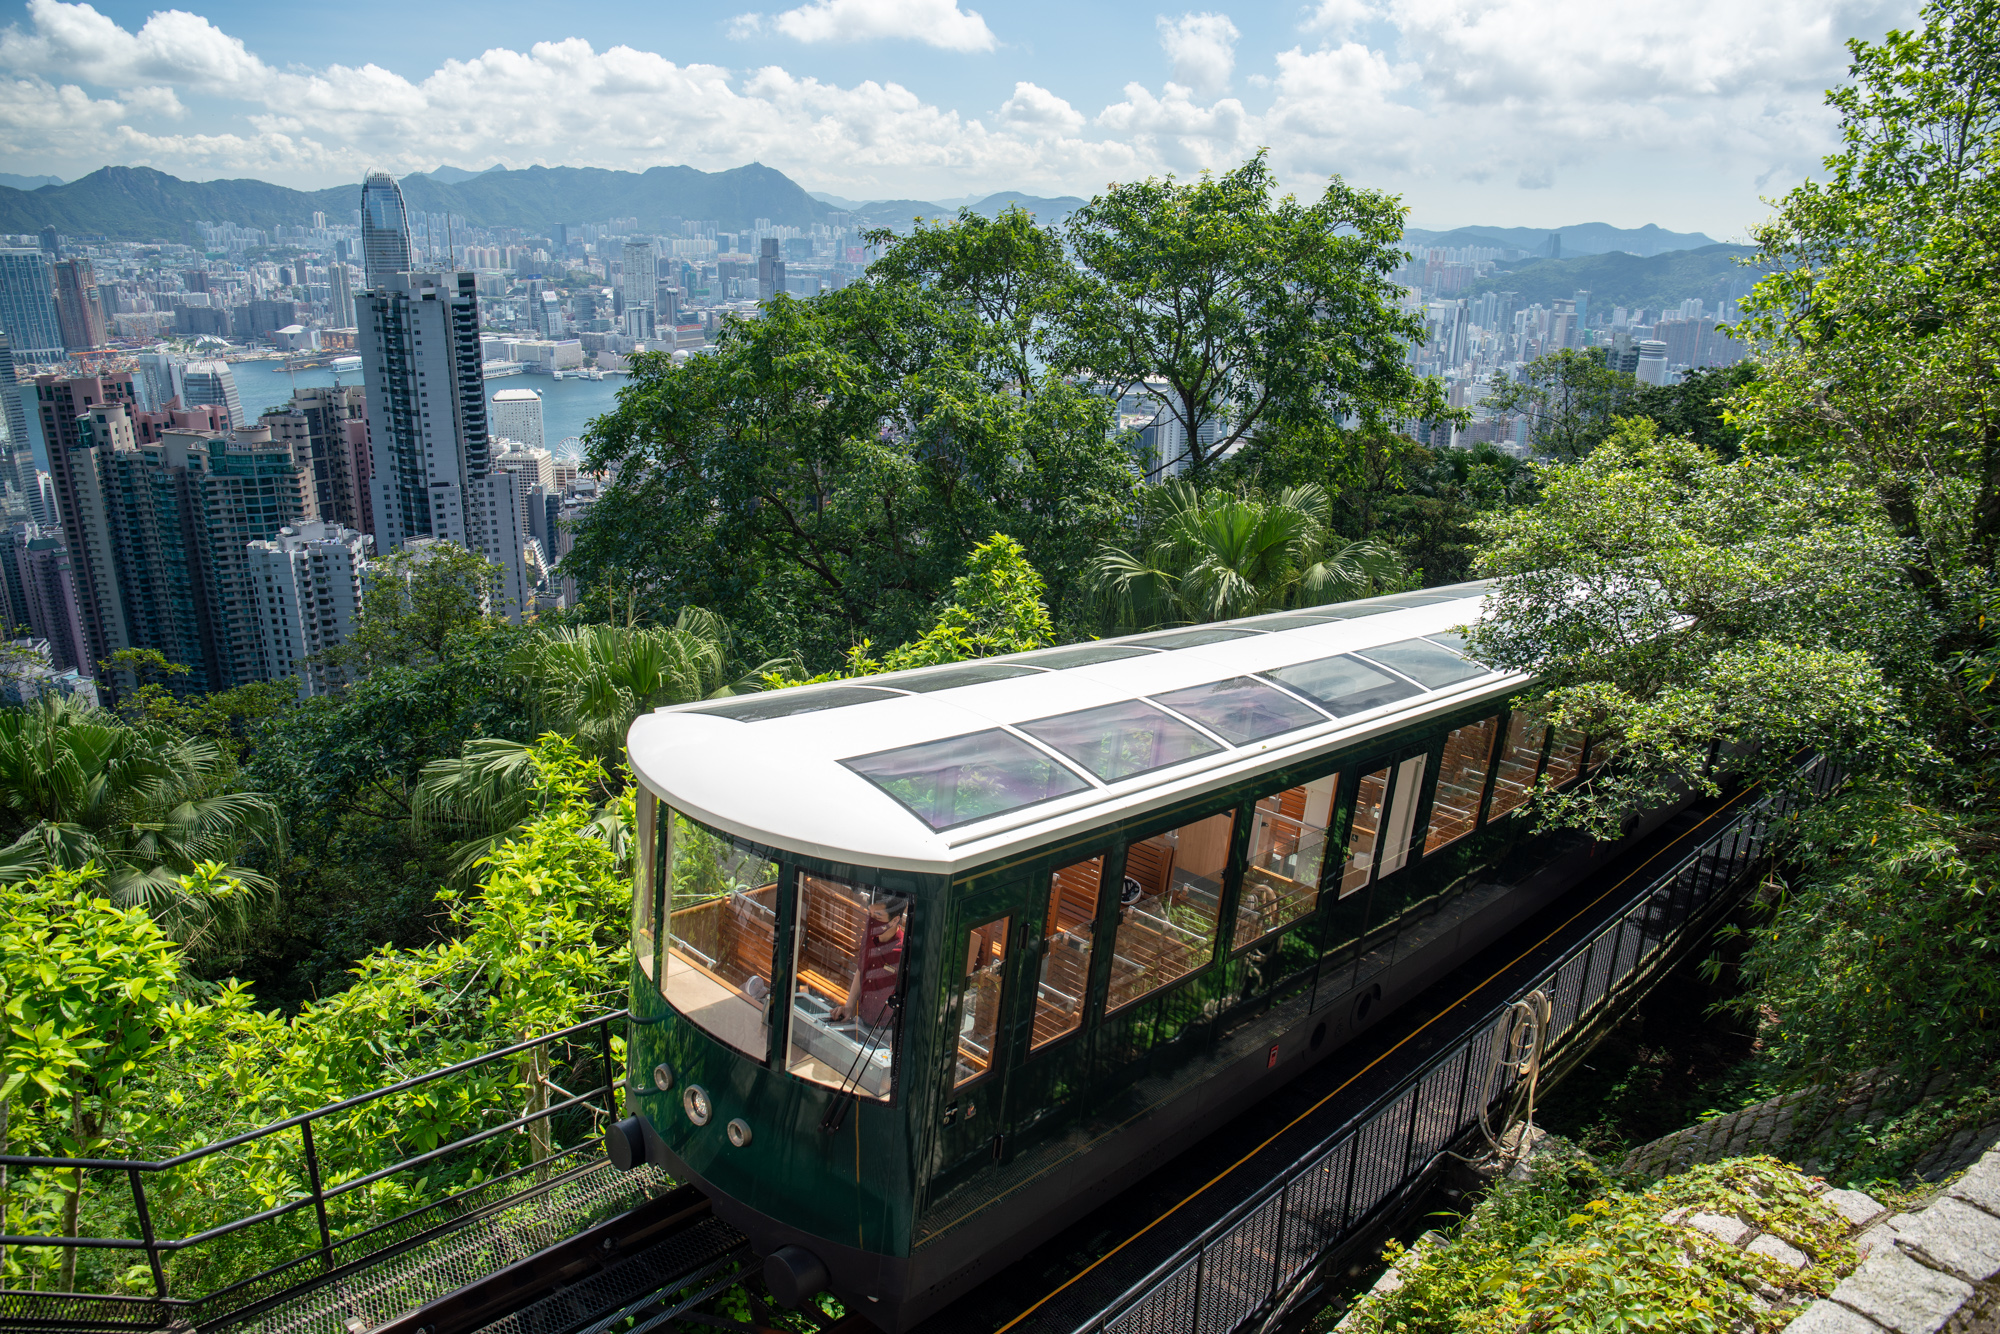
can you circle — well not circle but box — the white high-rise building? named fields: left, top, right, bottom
left=490, top=387, right=546, bottom=450
left=248, top=521, right=371, bottom=697
left=180, top=361, right=243, bottom=426
left=1635, top=340, right=1670, bottom=386
left=359, top=270, right=532, bottom=622
left=622, top=239, right=656, bottom=314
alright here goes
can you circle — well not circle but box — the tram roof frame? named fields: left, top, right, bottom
left=626, top=580, right=1533, bottom=878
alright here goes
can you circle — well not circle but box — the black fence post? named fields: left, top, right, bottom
left=300, top=1119, right=334, bottom=1274
left=128, top=1166, right=168, bottom=1299
left=597, top=1015, right=619, bottom=1122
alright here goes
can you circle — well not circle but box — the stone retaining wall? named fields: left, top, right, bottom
left=1786, top=1147, right=2000, bottom=1334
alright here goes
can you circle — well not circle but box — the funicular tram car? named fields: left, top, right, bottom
left=609, top=580, right=1659, bottom=1332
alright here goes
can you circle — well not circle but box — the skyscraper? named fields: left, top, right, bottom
left=621, top=239, right=656, bottom=315
left=53, top=259, right=106, bottom=351
left=490, top=387, right=545, bottom=450
left=68, top=406, right=313, bottom=691
left=0, top=333, right=46, bottom=527
left=330, top=261, right=356, bottom=328
left=248, top=520, right=370, bottom=697
left=179, top=361, right=243, bottom=425
left=0, top=249, right=64, bottom=363
left=360, top=171, right=415, bottom=291
left=274, top=384, right=372, bottom=533
left=359, top=269, right=531, bottom=621
left=757, top=238, right=785, bottom=302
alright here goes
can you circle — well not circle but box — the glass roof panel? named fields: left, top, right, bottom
left=1228, top=611, right=1349, bottom=630
left=689, top=686, right=902, bottom=722
left=1264, top=655, right=1425, bottom=716
left=1123, top=627, right=1264, bottom=649
left=1424, top=631, right=1473, bottom=654
left=1353, top=638, right=1492, bottom=688
left=876, top=662, right=1047, bottom=693
left=1151, top=676, right=1326, bottom=744
left=1011, top=643, right=1162, bottom=669
left=1019, top=699, right=1224, bottom=783
left=842, top=729, right=1092, bottom=831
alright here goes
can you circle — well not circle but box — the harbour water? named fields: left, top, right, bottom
left=250, top=362, right=627, bottom=457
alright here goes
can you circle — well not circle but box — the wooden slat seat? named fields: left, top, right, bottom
left=1123, top=839, right=1176, bottom=899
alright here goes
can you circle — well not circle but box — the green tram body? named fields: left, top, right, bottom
left=611, top=588, right=1660, bottom=1331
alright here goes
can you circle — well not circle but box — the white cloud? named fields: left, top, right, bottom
left=766, top=0, right=997, bottom=51
left=0, top=0, right=1921, bottom=231
left=1156, top=12, right=1239, bottom=97
left=1301, top=0, right=1376, bottom=39
left=999, top=81, right=1085, bottom=136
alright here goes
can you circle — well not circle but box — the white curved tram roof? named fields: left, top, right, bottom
left=626, top=581, right=1528, bottom=878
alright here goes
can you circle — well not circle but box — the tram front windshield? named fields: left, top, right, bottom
left=645, top=803, right=908, bottom=1099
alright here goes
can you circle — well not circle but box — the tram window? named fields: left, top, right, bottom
left=1265, top=655, right=1423, bottom=716
left=1239, top=774, right=1337, bottom=947
left=787, top=875, right=910, bottom=1101
left=1107, top=811, right=1235, bottom=1009
left=954, top=917, right=1011, bottom=1086
left=634, top=789, right=660, bottom=981
left=1544, top=727, right=1585, bottom=787
left=662, top=810, right=780, bottom=1060
left=1424, top=717, right=1500, bottom=854
left=1378, top=755, right=1427, bottom=877
left=1151, top=677, right=1325, bottom=744
left=1020, top=699, right=1221, bottom=783
left=1488, top=710, right=1548, bottom=820
left=1033, top=856, right=1103, bottom=1049
left=1352, top=639, right=1490, bottom=689
left=843, top=729, right=1091, bottom=831
left=1341, top=767, right=1390, bottom=897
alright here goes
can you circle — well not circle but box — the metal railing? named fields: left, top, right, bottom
left=1080, top=758, right=1840, bottom=1334
left=0, top=1010, right=629, bottom=1332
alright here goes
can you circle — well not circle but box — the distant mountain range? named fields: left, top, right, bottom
left=809, top=191, right=1087, bottom=228
left=1468, top=244, right=1770, bottom=310
left=0, top=163, right=837, bottom=240
left=0, top=173, right=63, bottom=193
left=1406, top=221, right=1723, bottom=257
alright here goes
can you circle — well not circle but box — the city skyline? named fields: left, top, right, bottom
left=0, top=0, right=1918, bottom=236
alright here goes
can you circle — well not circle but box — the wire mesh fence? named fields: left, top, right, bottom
left=1078, top=758, right=1838, bottom=1334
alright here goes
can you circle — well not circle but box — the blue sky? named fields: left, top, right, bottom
left=0, top=0, right=1915, bottom=234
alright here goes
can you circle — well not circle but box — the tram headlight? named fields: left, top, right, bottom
left=683, top=1084, right=712, bottom=1126
left=652, top=1062, right=674, bottom=1092
left=726, top=1117, right=752, bottom=1147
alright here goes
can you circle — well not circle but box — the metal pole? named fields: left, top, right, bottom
left=300, top=1120, right=334, bottom=1274
left=597, top=1015, right=618, bottom=1122
left=128, top=1167, right=167, bottom=1299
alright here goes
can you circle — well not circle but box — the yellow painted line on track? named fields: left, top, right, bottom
left=992, top=786, right=1758, bottom=1334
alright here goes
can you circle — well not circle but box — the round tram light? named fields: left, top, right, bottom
left=652, top=1063, right=674, bottom=1092
left=726, top=1117, right=753, bottom=1147
left=683, top=1084, right=712, bottom=1126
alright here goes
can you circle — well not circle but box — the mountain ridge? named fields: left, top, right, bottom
left=0, top=162, right=833, bottom=240
left=1406, top=221, right=1722, bottom=257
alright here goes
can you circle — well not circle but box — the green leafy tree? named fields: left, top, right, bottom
left=322, top=542, right=507, bottom=675
left=569, top=277, right=1136, bottom=666
left=1086, top=482, right=1404, bottom=629
left=768, top=532, right=1059, bottom=685
left=1485, top=347, right=1634, bottom=462
left=1058, top=152, right=1452, bottom=479
left=0, top=696, right=281, bottom=944
left=0, top=864, right=193, bottom=1289
left=864, top=204, right=1074, bottom=395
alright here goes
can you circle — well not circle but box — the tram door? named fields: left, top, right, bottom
left=939, top=882, right=1027, bottom=1172
left=998, top=852, right=1110, bottom=1156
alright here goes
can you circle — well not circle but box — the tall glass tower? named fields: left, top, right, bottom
left=0, top=248, right=64, bottom=362
left=359, top=171, right=414, bottom=291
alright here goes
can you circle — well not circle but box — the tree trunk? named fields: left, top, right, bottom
left=525, top=1047, right=551, bottom=1183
